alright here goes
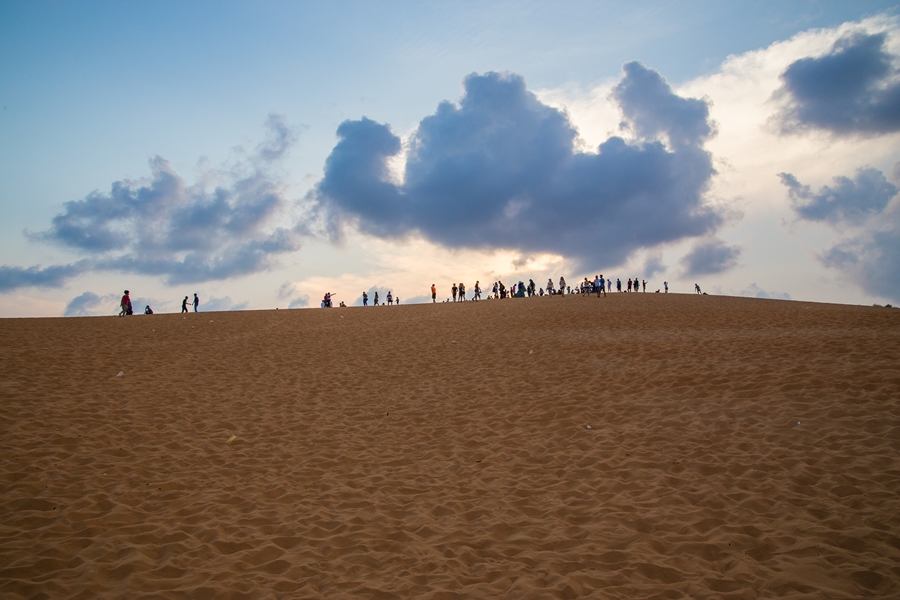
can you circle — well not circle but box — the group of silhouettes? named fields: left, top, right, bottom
left=117, top=290, right=199, bottom=316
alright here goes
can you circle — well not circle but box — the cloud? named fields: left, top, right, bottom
left=0, top=261, right=87, bottom=292
left=64, top=291, right=102, bottom=316
left=780, top=167, right=898, bottom=226
left=820, top=223, right=900, bottom=301
left=29, top=117, right=302, bottom=286
left=680, top=237, right=742, bottom=276
left=288, top=295, right=309, bottom=308
left=202, top=296, right=250, bottom=311
left=739, top=283, right=791, bottom=300
left=256, top=113, right=301, bottom=162
left=774, top=32, right=900, bottom=135
left=642, top=253, right=666, bottom=277
left=782, top=166, right=900, bottom=301
left=313, top=64, right=725, bottom=271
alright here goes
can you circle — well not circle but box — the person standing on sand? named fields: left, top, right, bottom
left=598, top=275, right=607, bottom=297
left=362, top=291, right=368, bottom=306
left=493, top=282, right=499, bottom=299
left=474, top=281, right=481, bottom=301
left=664, top=281, right=668, bottom=293
left=120, top=290, right=132, bottom=316
left=431, top=284, right=436, bottom=303
left=193, top=293, right=199, bottom=312
left=182, top=295, right=189, bottom=313
left=387, top=291, right=393, bottom=305
left=617, top=278, right=622, bottom=292
left=374, top=291, right=379, bottom=306
left=559, top=276, right=566, bottom=296
left=459, top=282, right=466, bottom=301
left=695, top=283, right=702, bottom=294
left=452, top=283, right=458, bottom=302
left=608, top=279, right=612, bottom=292
left=642, top=279, right=647, bottom=292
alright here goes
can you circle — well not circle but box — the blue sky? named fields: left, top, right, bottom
left=1, top=1, right=899, bottom=315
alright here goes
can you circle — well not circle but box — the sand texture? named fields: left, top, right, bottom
left=2, top=294, right=899, bottom=598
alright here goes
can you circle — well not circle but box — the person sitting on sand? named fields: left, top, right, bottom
left=144, top=305, right=153, bottom=314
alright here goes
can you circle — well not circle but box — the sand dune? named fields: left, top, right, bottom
left=1, top=294, right=899, bottom=598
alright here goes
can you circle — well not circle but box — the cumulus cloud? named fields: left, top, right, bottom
left=680, top=237, right=742, bottom=276
left=780, top=167, right=898, bottom=225
left=312, top=64, right=725, bottom=271
left=784, top=167, right=900, bottom=300
left=0, top=261, right=87, bottom=292
left=774, top=32, right=900, bottom=135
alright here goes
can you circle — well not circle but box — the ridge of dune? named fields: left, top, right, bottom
left=2, top=294, right=899, bottom=599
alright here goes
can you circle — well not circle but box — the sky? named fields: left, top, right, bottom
left=1, top=0, right=899, bottom=316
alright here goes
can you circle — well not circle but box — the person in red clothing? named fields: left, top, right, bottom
left=119, top=290, right=132, bottom=316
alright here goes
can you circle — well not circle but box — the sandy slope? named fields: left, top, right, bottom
left=1, top=294, right=899, bottom=599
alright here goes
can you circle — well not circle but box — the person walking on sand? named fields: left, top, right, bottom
left=546, top=278, right=554, bottom=295
left=474, top=281, right=481, bottom=301
left=182, top=295, right=189, bottom=313
left=120, top=290, right=132, bottom=316
left=193, top=293, right=199, bottom=312
left=431, top=284, right=436, bottom=303
left=598, top=275, right=607, bottom=297
left=374, top=291, right=379, bottom=306
left=362, top=291, right=368, bottom=306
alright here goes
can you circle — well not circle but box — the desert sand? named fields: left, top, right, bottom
left=1, top=293, right=899, bottom=599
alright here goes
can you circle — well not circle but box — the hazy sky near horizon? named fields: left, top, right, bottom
left=1, top=1, right=899, bottom=316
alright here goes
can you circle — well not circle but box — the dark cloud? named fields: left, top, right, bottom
left=0, top=261, right=87, bottom=292
left=313, top=64, right=724, bottom=270
left=680, top=238, right=742, bottom=276
left=775, top=32, right=900, bottom=135
left=36, top=146, right=300, bottom=285
left=780, top=167, right=898, bottom=226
